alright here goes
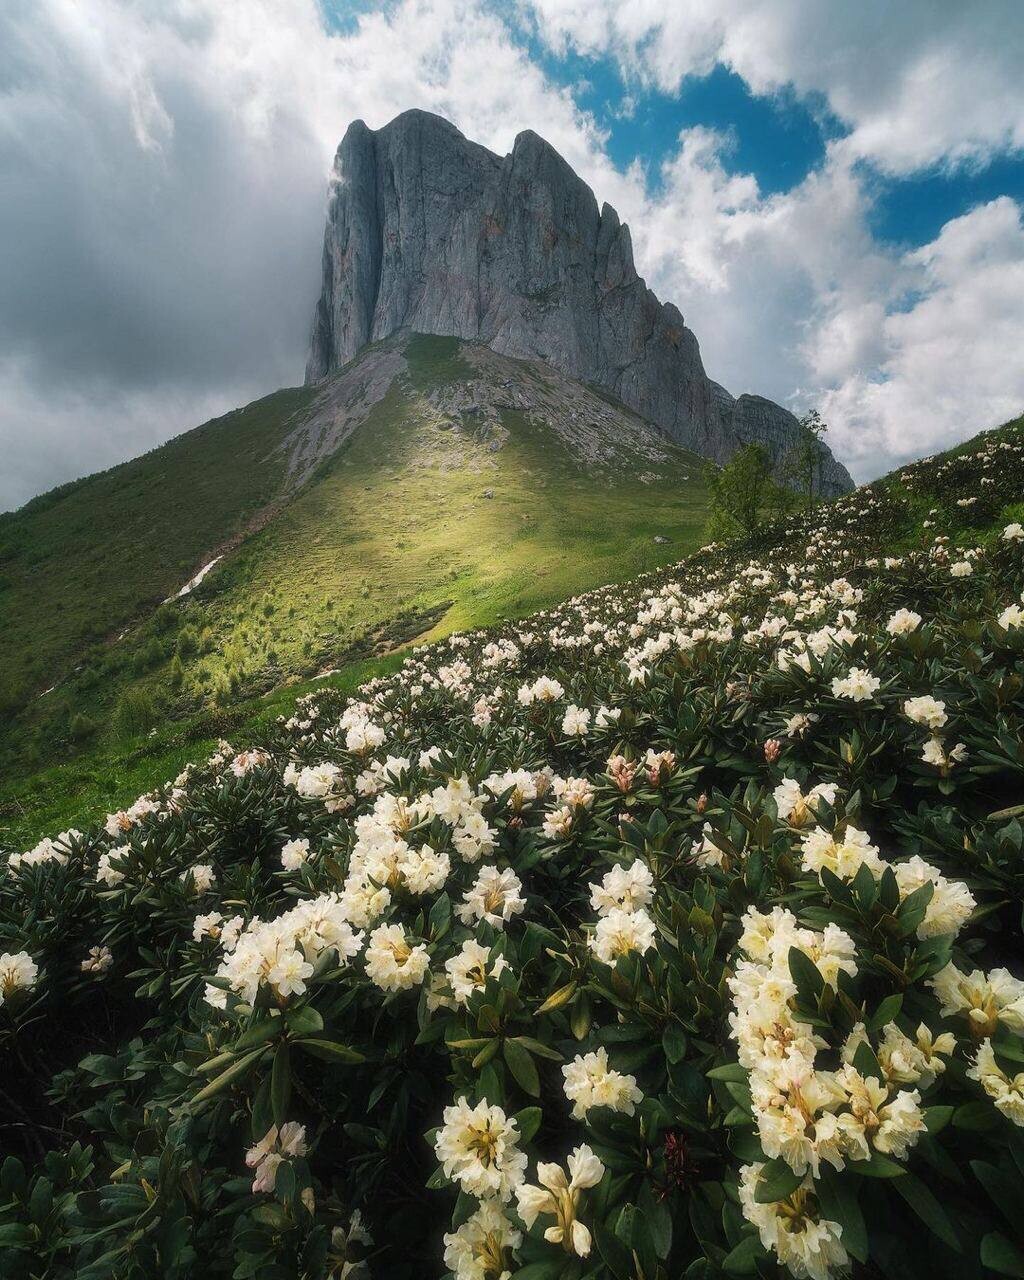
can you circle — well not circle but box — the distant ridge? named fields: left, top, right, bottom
left=306, top=109, right=853, bottom=495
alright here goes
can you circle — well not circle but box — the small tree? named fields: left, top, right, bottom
left=787, top=409, right=828, bottom=511
left=703, top=443, right=774, bottom=539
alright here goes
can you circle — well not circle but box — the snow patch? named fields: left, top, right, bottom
left=166, top=557, right=222, bottom=602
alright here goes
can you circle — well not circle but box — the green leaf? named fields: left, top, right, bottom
left=536, top=981, right=577, bottom=1014
left=953, top=1100, right=1000, bottom=1130
left=981, top=1233, right=1024, bottom=1278
left=788, top=945, right=825, bottom=999
left=638, top=1180, right=672, bottom=1259
left=851, top=1038, right=885, bottom=1083
left=753, top=1157, right=803, bottom=1204
left=892, top=1171, right=961, bottom=1251
left=285, top=1006, right=323, bottom=1037
left=234, top=1016, right=283, bottom=1051
left=847, top=1152, right=906, bottom=1178
left=593, top=1220, right=634, bottom=1279
left=662, top=1024, right=688, bottom=1064
left=866, top=993, right=903, bottom=1032
left=511, top=1035, right=563, bottom=1062
left=971, top=1159, right=1024, bottom=1229
left=816, top=1167, right=867, bottom=1263
left=924, top=1105, right=954, bottom=1134
left=503, top=1039, right=540, bottom=1097
left=295, top=1038, right=365, bottom=1064
left=514, top=1106, right=542, bottom=1143
left=707, top=1063, right=748, bottom=1083
left=722, top=1233, right=763, bottom=1275
left=193, top=1045, right=267, bottom=1104
left=271, top=1043, right=291, bottom=1126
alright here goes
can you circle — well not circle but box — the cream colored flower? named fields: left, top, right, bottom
left=443, top=1198, right=522, bottom=1279
left=739, top=1164, right=848, bottom=1280
left=434, top=1097, right=527, bottom=1202
left=562, top=1047, right=642, bottom=1119
left=364, top=924, right=429, bottom=992
left=514, top=1146, right=604, bottom=1257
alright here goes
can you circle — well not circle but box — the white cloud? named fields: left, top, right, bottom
left=818, top=199, right=1024, bottom=472
left=0, top=0, right=1022, bottom=506
left=523, top=0, right=1024, bottom=174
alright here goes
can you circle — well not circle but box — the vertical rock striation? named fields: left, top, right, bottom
left=306, top=110, right=853, bottom=495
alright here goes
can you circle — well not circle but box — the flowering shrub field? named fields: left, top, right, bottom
left=2, top=424, right=1024, bottom=1280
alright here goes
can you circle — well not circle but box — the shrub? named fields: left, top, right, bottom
left=176, top=625, right=200, bottom=658
left=131, top=636, right=165, bottom=674
left=67, top=711, right=97, bottom=742
left=112, top=687, right=158, bottom=739
left=1, top=425, right=1023, bottom=1279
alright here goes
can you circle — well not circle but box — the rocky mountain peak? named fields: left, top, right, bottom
left=306, top=111, right=853, bottom=495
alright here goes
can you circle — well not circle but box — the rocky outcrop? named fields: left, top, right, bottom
left=306, top=110, right=853, bottom=494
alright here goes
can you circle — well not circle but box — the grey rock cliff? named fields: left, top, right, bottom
left=306, top=110, right=853, bottom=495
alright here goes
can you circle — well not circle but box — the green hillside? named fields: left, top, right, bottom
left=0, top=334, right=711, bottom=843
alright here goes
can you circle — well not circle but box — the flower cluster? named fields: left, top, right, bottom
left=2, top=419, right=1023, bottom=1278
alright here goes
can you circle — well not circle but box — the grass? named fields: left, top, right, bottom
left=0, top=385, right=314, bottom=696
left=0, top=335, right=711, bottom=848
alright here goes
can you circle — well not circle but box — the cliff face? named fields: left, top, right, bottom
left=306, top=110, right=853, bottom=495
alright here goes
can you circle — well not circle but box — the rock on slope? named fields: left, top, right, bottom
left=306, top=109, right=853, bottom=496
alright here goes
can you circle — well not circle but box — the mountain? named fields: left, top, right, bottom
left=0, top=333, right=711, bottom=841
left=306, top=109, right=853, bottom=495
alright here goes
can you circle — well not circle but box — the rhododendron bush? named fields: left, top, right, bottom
left=2, top=429, right=1024, bottom=1280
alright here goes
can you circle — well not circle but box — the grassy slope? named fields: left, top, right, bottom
left=0, top=337, right=710, bottom=846
left=0, top=386, right=315, bottom=694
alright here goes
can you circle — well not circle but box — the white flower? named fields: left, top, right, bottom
left=516, top=676, right=564, bottom=706
left=561, top=705, right=591, bottom=737
left=800, top=825, right=885, bottom=881
left=267, top=948, right=314, bottom=998
left=921, top=736, right=968, bottom=768
left=0, top=951, right=38, bottom=1002
left=886, top=608, right=921, bottom=635
left=182, top=863, right=216, bottom=894
left=562, top=1048, right=642, bottom=1119
left=514, top=1146, right=604, bottom=1257
left=246, top=1123, right=307, bottom=1194
left=830, top=667, right=880, bottom=702
left=930, top=963, right=1024, bottom=1036
left=281, top=838, right=311, bottom=871
left=892, top=857, right=975, bottom=938
left=96, top=849, right=128, bottom=886
left=950, top=560, right=973, bottom=577
left=364, top=924, right=429, bottom=992
left=588, top=859, right=654, bottom=915
left=999, top=603, right=1024, bottom=630
left=594, top=705, right=621, bottom=728
left=443, top=1198, right=522, bottom=1280
left=1003, top=522, right=1024, bottom=541
left=773, top=779, right=838, bottom=827
left=903, top=696, right=947, bottom=729
left=542, top=805, right=575, bottom=841
left=444, top=939, right=508, bottom=1005
left=458, top=866, right=526, bottom=926
left=589, top=907, right=657, bottom=964
left=434, top=1097, right=527, bottom=1201
left=968, top=1040, right=1024, bottom=1126
left=81, top=945, right=113, bottom=974
left=739, top=1164, right=848, bottom=1280
left=783, top=711, right=818, bottom=738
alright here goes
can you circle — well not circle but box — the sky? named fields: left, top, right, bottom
left=1, top=1, right=1024, bottom=511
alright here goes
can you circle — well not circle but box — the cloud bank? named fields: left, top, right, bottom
left=0, top=0, right=1022, bottom=509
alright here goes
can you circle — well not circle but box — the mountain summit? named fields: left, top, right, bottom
left=306, top=109, right=853, bottom=495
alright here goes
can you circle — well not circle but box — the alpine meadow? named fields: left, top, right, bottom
left=2, top=25, right=1024, bottom=1280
